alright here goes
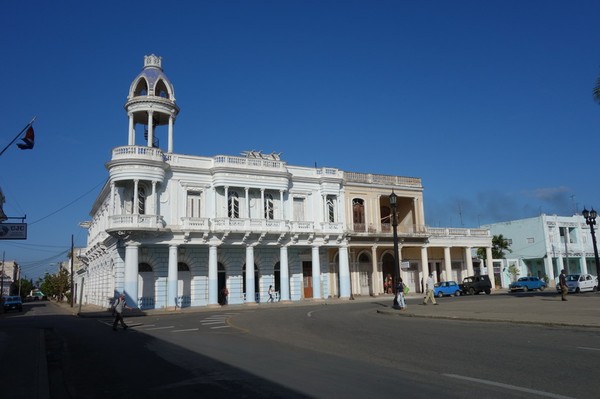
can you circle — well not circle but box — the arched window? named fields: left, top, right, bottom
left=327, top=196, right=335, bottom=223
left=264, top=193, right=274, bottom=220
left=228, top=191, right=240, bottom=218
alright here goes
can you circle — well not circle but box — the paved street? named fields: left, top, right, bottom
left=1, top=291, right=599, bottom=398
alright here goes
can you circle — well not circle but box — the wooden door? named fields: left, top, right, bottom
left=303, top=262, right=313, bottom=298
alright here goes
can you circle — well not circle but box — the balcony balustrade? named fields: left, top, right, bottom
left=109, top=214, right=165, bottom=230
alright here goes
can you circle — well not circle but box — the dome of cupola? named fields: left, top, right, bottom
left=128, top=54, right=177, bottom=102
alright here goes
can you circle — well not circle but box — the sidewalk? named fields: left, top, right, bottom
left=378, top=291, right=600, bottom=328
left=65, top=291, right=600, bottom=328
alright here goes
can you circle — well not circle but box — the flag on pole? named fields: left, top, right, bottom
left=16, top=126, right=34, bottom=150
left=0, top=117, right=36, bottom=157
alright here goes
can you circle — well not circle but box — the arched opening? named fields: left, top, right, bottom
left=358, top=252, right=371, bottom=296
left=274, top=262, right=281, bottom=292
left=218, top=263, right=227, bottom=305
left=138, top=262, right=155, bottom=309
left=382, top=253, right=395, bottom=294
left=177, top=262, right=191, bottom=307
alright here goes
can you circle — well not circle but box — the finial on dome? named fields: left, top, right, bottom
left=144, top=54, right=162, bottom=70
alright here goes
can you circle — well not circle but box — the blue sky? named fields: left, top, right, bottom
left=2, top=1, right=600, bottom=280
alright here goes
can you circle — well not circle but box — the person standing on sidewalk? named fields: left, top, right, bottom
left=559, top=269, right=568, bottom=301
left=268, top=285, right=275, bottom=303
left=422, top=273, right=438, bottom=305
left=113, top=293, right=131, bottom=331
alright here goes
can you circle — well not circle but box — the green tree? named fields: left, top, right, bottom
left=40, top=269, right=70, bottom=301
left=477, top=234, right=512, bottom=259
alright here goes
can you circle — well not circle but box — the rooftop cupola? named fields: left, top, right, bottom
left=124, top=54, right=180, bottom=152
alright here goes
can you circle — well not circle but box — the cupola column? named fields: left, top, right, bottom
left=168, top=115, right=174, bottom=152
left=147, top=111, right=154, bottom=147
left=128, top=113, right=135, bottom=145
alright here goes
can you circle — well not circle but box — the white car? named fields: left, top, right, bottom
left=557, top=274, right=599, bottom=293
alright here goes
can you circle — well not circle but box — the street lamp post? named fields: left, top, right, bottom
left=389, top=191, right=401, bottom=308
left=582, top=208, right=600, bottom=280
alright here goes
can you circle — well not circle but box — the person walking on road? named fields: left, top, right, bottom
left=422, top=273, right=438, bottom=305
left=113, top=293, right=131, bottom=331
left=268, top=285, right=275, bottom=303
left=559, top=269, right=568, bottom=301
left=396, top=278, right=406, bottom=310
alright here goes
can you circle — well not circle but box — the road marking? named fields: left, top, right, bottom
left=577, top=346, right=600, bottom=351
left=145, top=326, right=174, bottom=331
left=201, top=321, right=225, bottom=325
left=443, top=374, right=576, bottom=399
left=171, top=328, right=199, bottom=333
left=211, top=325, right=230, bottom=329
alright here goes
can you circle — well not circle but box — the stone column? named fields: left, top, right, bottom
left=486, top=247, right=494, bottom=289
left=312, top=246, right=322, bottom=299
left=168, top=115, right=174, bottom=153
left=545, top=254, right=556, bottom=287
left=420, top=246, right=429, bottom=293
left=371, top=245, right=378, bottom=296
left=245, top=246, right=256, bottom=303
left=338, top=243, right=351, bottom=299
left=465, top=247, right=474, bottom=276
left=128, top=112, right=134, bottom=145
left=444, top=247, right=452, bottom=282
left=208, top=245, right=218, bottom=305
left=133, top=179, right=139, bottom=215
left=124, top=244, right=139, bottom=308
left=279, top=246, right=290, bottom=301
left=147, top=111, right=154, bottom=147
left=167, top=245, right=178, bottom=308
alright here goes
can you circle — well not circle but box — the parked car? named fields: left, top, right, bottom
left=459, top=275, right=492, bottom=295
left=434, top=281, right=461, bottom=297
left=509, top=276, right=547, bottom=292
left=556, top=274, right=598, bottom=293
left=2, top=296, right=23, bottom=312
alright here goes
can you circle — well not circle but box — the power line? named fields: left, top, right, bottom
left=29, top=181, right=104, bottom=225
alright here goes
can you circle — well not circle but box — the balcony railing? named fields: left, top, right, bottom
left=105, top=214, right=489, bottom=239
left=112, top=145, right=165, bottom=162
left=109, top=214, right=165, bottom=230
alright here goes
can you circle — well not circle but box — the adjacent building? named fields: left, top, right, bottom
left=483, top=214, right=599, bottom=287
left=78, top=55, right=493, bottom=310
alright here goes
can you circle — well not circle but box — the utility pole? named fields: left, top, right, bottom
left=70, top=234, right=74, bottom=308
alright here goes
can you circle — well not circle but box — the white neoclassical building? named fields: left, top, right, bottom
left=78, top=55, right=493, bottom=310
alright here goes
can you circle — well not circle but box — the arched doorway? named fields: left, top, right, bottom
left=138, top=262, right=155, bottom=309
left=218, top=262, right=226, bottom=305
left=358, top=252, right=371, bottom=296
left=177, top=262, right=191, bottom=307
left=382, top=253, right=395, bottom=294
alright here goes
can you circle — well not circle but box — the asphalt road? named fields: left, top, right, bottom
left=1, top=294, right=599, bottom=398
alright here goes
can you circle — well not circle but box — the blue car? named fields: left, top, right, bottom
left=509, top=276, right=546, bottom=292
left=434, top=281, right=462, bottom=297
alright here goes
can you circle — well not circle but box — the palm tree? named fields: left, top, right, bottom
left=477, top=234, right=512, bottom=259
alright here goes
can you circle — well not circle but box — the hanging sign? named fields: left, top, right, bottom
left=0, top=223, right=27, bottom=239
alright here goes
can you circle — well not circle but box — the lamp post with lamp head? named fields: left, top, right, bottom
left=582, top=208, right=600, bottom=280
left=389, top=191, right=401, bottom=308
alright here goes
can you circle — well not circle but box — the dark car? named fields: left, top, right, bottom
left=459, top=275, right=492, bottom=295
left=509, top=276, right=546, bottom=292
left=2, top=295, right=23, bottom=312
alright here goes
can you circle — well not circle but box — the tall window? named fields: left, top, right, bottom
left=353, top=198, right=365, bottom=232
left=187, top=191, right=201, bottom=218
left=264, top=193, right=274, bottom=220
left=293, top=197, right=305, bottom=221
left=228, top=191, right=240, bottom=218
left=138, top=186, right=147, bottom=215
left=327, top=196, right=335, bottom=223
